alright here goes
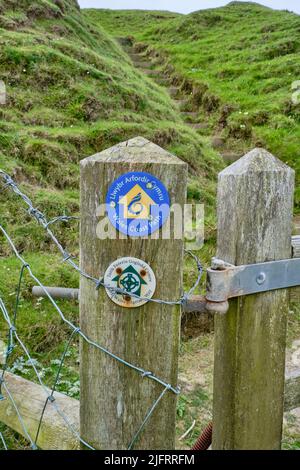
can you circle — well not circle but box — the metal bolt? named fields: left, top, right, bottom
left=116, top=267, right=122, bottom=275
left=124, top=295, right=131, bottom=302
left=140, top=269, right=146, bottom=277
left=256, top=272, right=266, bottom=285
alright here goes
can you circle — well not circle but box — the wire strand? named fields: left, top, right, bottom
left=0, top=431, right=8, bottom=450
left=0, top=170, right=203, bottom=306
left=0, top=169, right=205, bottom=450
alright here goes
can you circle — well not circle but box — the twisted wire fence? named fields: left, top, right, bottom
left=0, top=170, right=203, bottom=450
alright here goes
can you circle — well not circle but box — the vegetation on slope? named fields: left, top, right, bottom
left=0, top=0, right=221, bottom=255
left=86, top=8, right=181, bottom=37
left=3, top=0, right=299, bottom=450
left=0, top=1, right=223, bottom=449
left=89, top=2, right=300, bottom=207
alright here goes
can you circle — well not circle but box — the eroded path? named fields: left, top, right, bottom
left=176, top=332, right=300, bottom=450
left=124, top=42, right=209, bottom=133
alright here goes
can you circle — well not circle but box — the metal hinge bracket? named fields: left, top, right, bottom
left=206, top=257, right=300, bottom=303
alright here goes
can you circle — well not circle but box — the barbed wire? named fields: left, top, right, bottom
left=127, top=385, right=170, bottom=450
left=0, top=170, right=204, bottom=306
left=0, top=222, right=180, bottom=395
left=0, top=378, right=37, bottom=450
left=0, top=169, right=204, bottom=450
left=34, top=327, right=79, bottom=446
left=45, top=215, right=80, bottom=229
left=0, top=297, right=94, bottom=450
left=0, top=225, right=182, bottom=449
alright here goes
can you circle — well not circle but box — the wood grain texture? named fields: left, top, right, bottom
left=0, top=371, right=79, bottom=450
left=2, top=365, right=300, bottom=450
left=79, top=137, right=187, bottom=450
left=212, top=148, right=295, bottom=450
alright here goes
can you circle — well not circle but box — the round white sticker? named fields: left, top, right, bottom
left=104, top=257, right=156, bottom=308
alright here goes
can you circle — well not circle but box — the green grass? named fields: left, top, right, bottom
left=0, top=252, right=80, bottom=450
left=0, top=0, right=222, bottom=255
left=85, top=8, right=181, bottom=37
left=1, top=1, right=300, bottom=450
left=0, top=0, right=223, bottom=450
left=88, top=2, right=300, bottom=208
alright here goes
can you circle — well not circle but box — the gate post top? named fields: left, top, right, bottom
left=219, top=147, right=295, bottom=176
left=80, top=136, right=187, bottom=167
left=213, top=146, right=295, bottom=450
left=79, top=136, right=187, bottom=449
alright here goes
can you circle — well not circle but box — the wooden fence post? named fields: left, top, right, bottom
left=212, top=148, right=295, bottom=450
left=79, top=137, right=187, bottom=450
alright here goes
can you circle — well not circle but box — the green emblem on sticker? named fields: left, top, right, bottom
left=112, top=265, right=147, bottom=296
left=104, top=257, right=156, bottom=308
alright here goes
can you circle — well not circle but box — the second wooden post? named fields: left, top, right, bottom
left=212, top=148, right=294, bottom=449
left=80, top=137, right=187, bottom=449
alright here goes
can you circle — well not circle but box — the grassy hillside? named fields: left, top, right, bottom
left=89, top=2, right=300, bottom=207
left=0, top=2, right=299, bottom=450
left=0, top=0, right=221, bottom=255
left=86, top=8, right=181, bottom=37
left=0, top=2, right=223, bottom=449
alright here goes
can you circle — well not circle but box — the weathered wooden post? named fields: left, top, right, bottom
left=212, top=148, right=295, bottom=449
left=80, top=137, right=187, bottom=449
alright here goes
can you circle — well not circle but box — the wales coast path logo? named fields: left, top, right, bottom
left=106, top=172, right=170, bottom=237
left=104, top=257, right=156, bottom=308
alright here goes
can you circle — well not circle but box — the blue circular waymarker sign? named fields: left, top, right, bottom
left=106, top=171, right=170, bottom=237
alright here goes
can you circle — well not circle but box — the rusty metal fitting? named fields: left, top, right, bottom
left=205, top=299, right=229, bottom=315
